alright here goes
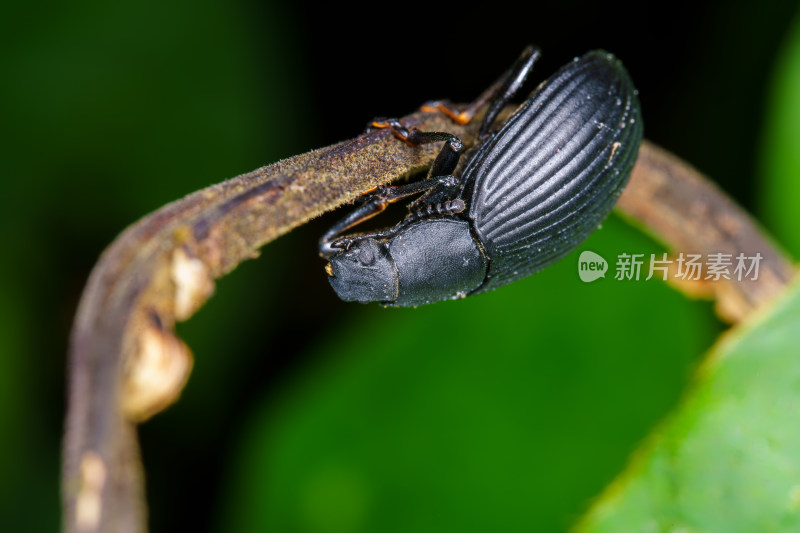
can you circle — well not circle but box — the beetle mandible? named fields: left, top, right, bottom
left=319, top=46, right=643, bottom=306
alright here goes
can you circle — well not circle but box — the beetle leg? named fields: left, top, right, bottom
left=420, top=73, right=512, bottom=126
left=478, top=45, right=541, bottom=137
left=406, top=175, right=460, bottom=210
left=369, top=120, right=465, bottom=179
left=420, top=46, right=541, bottom=138
left=407, top=130, right=464, bottom=177
left=368, top=119, right=462, bottom=168
left=367, top=117, right=414, bottom=144
left=420, top=99, right=479, bottom=125
left=318, top=179, right=450, bottom=258
left=319, top=201, right=388, bottom=258
left=329, top=223, right=406, bottom=253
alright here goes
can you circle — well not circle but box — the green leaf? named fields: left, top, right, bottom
left=576, top=276, right=800, bottom=533
left=759, top=15, right=800, bottom=259
left=215, top=216, right=719, bottom=533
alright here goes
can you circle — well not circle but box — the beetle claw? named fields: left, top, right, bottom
left=366, top=117, right=411, bottom=143
left=332, top=238, right=352, bottom=251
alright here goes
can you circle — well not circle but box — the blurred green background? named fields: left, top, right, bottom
left=1, top=1, right=799, bottom=531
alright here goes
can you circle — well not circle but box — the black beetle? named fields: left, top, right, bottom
left=320, top=47, right=642, bottom=306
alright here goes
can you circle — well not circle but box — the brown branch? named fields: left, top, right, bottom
left=63, top=108, right=491, bottom=533
left=62, top=104, right=794, bottom=532
left=617, top=142, right=794, bottom=322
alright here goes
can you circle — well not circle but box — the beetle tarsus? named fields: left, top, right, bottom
left=367, top=118, right=413, bottom=144
left=420, top=99, right=472, bottom=124
left=419, top=46, right=542, bottom=139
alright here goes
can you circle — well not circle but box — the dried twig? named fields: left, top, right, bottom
left=62, top=103, right=794, bottom=532
left=618, top=143, right=794, bottom=321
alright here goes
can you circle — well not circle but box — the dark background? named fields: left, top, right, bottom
left=1, top=0, right=798, bottom=531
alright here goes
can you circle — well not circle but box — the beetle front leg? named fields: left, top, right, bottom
left=319, top=178, right=454, bottom=258
left=319, top=199, right=386, bottom=258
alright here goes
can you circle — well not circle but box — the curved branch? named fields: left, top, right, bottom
left=63, top=108, right=491, bottom=533
left=62, top=102, right=794, bottom=532
left=618, top=143, right=794, bottom=321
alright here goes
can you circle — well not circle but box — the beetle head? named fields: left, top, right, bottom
left=325, top=238, right=398, bottom=303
